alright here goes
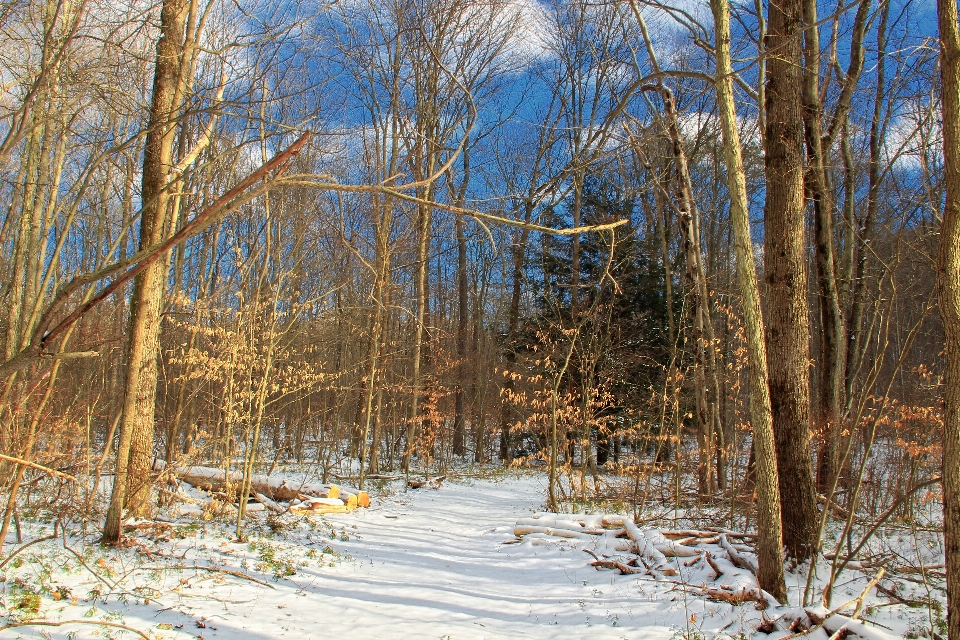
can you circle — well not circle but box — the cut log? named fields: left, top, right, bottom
left=290, top=501, right=349, bottom=514
left=303, top=497, right=345, bottom=507
left=176, top=466, right=355, bottom=505
left=601, top=515, right=626, bottom=529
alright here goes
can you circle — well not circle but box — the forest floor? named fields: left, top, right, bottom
left=0, top=469, right=946, bottom=639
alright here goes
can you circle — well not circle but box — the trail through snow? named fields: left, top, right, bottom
left=218, top=474, right=696, bottom=638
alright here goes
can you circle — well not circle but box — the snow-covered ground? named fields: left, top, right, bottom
left=0, top=471, right=946, bottom=639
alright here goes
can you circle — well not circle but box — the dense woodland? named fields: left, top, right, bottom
left=2, top=0, right=960, bottom=634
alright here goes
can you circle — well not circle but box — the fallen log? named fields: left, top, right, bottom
left=641, top=528, right=700, bottom=557
left=513, top=525, right=590, bottom=540
left=528, top=513, right=625, bottom=529
left=719, top=533, right=759, bottom=574
left=515, top=517, right=604, bottom=535
left=623, top=520, right=678, bottom=575
left=179, top=466, right=329, bottom=501
left=177, top=466, right=368, bottom=507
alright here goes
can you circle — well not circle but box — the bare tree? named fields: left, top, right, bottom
left=936, top=0, right=960, bottom=635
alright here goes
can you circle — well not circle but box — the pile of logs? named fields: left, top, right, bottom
left=513, top=513, right=898, bottom=639
left=177, top=466, right=370, bottom=515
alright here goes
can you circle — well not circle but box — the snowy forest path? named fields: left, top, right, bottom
left=230, top=474, right=682, bottom=639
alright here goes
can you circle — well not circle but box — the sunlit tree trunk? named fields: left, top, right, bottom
left=710, top=0, right=787, bottom=601
left=763, top=0, right=819, bottom=563
left=103, top=0, right=189, bottom=543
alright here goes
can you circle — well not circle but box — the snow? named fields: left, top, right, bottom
left=0, top=471, right=947, bottom=639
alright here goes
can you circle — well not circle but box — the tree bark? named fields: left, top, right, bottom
left=102, top=0, right=189, bottom=543
left=935, top=0, right=960, bottom=636
left=763, top=0, right=819, bottom=563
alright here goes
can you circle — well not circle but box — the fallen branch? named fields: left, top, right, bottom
left=702, top=586, right=767, bottom=607
left=590, top=559, right=645, bottom=574
left=254, top=492, right=284, bottom=514
left=780, top=569, right=888, bottom=640
left=719, top=533, right=758, bottom=574
left=0, top=619, right=150, bottom=639
left=0, top=533, right=58, bottom=568
left=704, top=551, right=724, bottom=579
left=0, top=454, right=78, bottom=482
left=187, top=564, right=277, bottom=589
left=514, top=525, right=590, bottom=540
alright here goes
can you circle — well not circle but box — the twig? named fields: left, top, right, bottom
left=0, top=619, right=150, bottom=639
left=189, top=564, right=277, bottom=588
left=0, top=534, right=58, bottom=568
left=137, top=563, right=276, bottom=589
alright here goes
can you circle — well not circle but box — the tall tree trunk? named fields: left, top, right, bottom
left=710, top=0, right=787, bottom=601
left=845, top=1, right=889, bottom=405
left=499, top=204, right=533, bottom=462
left=453, top=211, right=469, bottom=457
left=450, top=151, right=471, bottom=458
left=359, top=198, right=391, bottom=488
left=102, top=0, right=188, bottom=544
left=801, top=0, right=845, bottom=493
left=935, top=0, right=960, bottom=635
left=763, top=0, right=819, bottom=563
left=403, top=194, right=432, bottom=472
left=644, top=84, right=720, bottom=498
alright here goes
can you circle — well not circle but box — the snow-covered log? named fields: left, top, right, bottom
left=641, top=528, right=700, bottom=557
left=253, top=492, right=284, bottom=514
left=719, top=533, right=758, bottom=574
left=515, top=517, right=604, bottom=535
left=623, top=520, right=678, bottom=575
left=528, top=513, right=624, bottom=529
left=513, top=525, right=591, bottom=540
left=805, top=607, right=900, bottom=640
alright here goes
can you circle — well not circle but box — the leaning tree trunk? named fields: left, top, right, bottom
left=102, top=0, right=189, bottom=544
left=643, top=84, right=720, bottom=498
left=710, top=0, right=787, bottom=602
left=935, top=0, right=960, bottom=636
left=763, top=0, right=819, bottom=563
